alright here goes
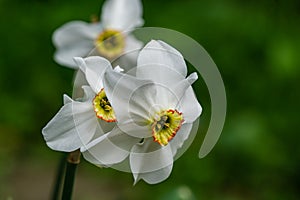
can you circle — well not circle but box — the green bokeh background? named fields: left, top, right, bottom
left=0, top=0, right=299, bottom=199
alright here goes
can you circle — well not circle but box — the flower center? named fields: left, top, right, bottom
left=93, top=88, right=116, bottom=122
left=151, top=110, right=184, bottom=146
left=95, top=29, right=125, bottom=58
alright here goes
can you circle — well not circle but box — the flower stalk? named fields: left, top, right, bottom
left=51, top=154, right=66, bottom=200
left=62, top=149, right=81, bottom=200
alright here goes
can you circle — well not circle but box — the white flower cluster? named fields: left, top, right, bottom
left=43, top=0, right=202, bottom=184
left=53, top=0, right=143, bottom=68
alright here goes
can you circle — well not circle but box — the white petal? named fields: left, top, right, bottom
left=63, top=94, right=73, bottom=104
left=139, top=68, right=196, bottom=110
left=96, top=119, right=116, bottom=138
left=53, top=21, right=102, bottom=48
left=173, top=120, right=200, bottom=161
left=109, top=157, right=131, bottom=172
left=103, top=70, right=156, bottom=124
left=81, top=85, right=96, bottom=101
left=117, top=121, right=152, bottom=138
left=42, top=98, right=98, bottom=152
left=136, top=63, right=185, bottom=85
left=72, top=70, right=89, bottom=99
left=124, top=35, right=144, bottom=56
left=110, top=35, right=143, bottom=75
left=74, top=56, right=112, bottom=93
left=130, top=139, right=174, bottom=183
left=121, top=35, right=143, bottom=69
left=170, top=72, right=199, bottom=107
left=169, top=123, right=193, bottom=157
left=54, top=42, right=95, bottom=68
left=133, top=165, right=173, bottom=185
left=101, top=0, right=144, bottom=30
left=177, top=87, right=202, bottom=123
left=53, top=21, right=102, bottom=68
left=81, top=126, right=140, bottom=165
left=137, top=40, right=187, bottom=78
left=73, top=57, right=87, bottom=73
left=103, top=70, right=170, bottom=138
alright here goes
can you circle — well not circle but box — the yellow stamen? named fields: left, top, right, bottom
left=95, top=29, right=125, bottom=58
left=151, top=109, right=184, bottom=146
left=93, top=89, right=116, bottom=122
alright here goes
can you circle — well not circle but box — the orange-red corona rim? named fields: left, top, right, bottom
left=151, top=109, right=184, bottom=146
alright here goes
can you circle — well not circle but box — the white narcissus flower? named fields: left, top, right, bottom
left=53, top=0, right=144, bottom=68
left=81, top=40, right=202, bottom=184
left=42, top=57, right=122, bottom=151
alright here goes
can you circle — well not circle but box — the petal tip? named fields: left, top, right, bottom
left=73, top=57, right=86, bottom=72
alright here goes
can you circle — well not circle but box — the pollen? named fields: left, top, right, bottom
left=151, top=110, right=184, bottom=146
left=95, top=29, right=125, bottom=58
left=93, top=88, right=116, bottom=122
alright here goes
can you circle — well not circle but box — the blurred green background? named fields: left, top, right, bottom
left=0, top=0, right=299, bottom=199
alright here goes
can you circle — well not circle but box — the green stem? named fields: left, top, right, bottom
left=62, top=150, right=81, bottom=200
left=51, top=154, right=66, bottom=200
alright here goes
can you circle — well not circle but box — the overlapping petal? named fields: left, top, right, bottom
left=169, top=72, right=199, bottom=107
left=113, top=35, right=144, bottom=73
left=177, top=87, right=202, bottom=123
left=169, top=123, right=193, bottom=156
left=74, top=56, right=112, bottom=93
left=136, top=63, right=186, bottom=86
left=103, top=69, right=154, bottom=124
left=130, top=138, right=173, bottom=184
left=137, top=40, right=187, bottom=79
left=172, top=120, right=200, bottom=161
left=42, top=95, right=98, bottom=152
left=81, top=126, right=140, bottom=166
left=133, top=165, right=173, bottom=185
left=72, top=70, right=89, bottom=99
